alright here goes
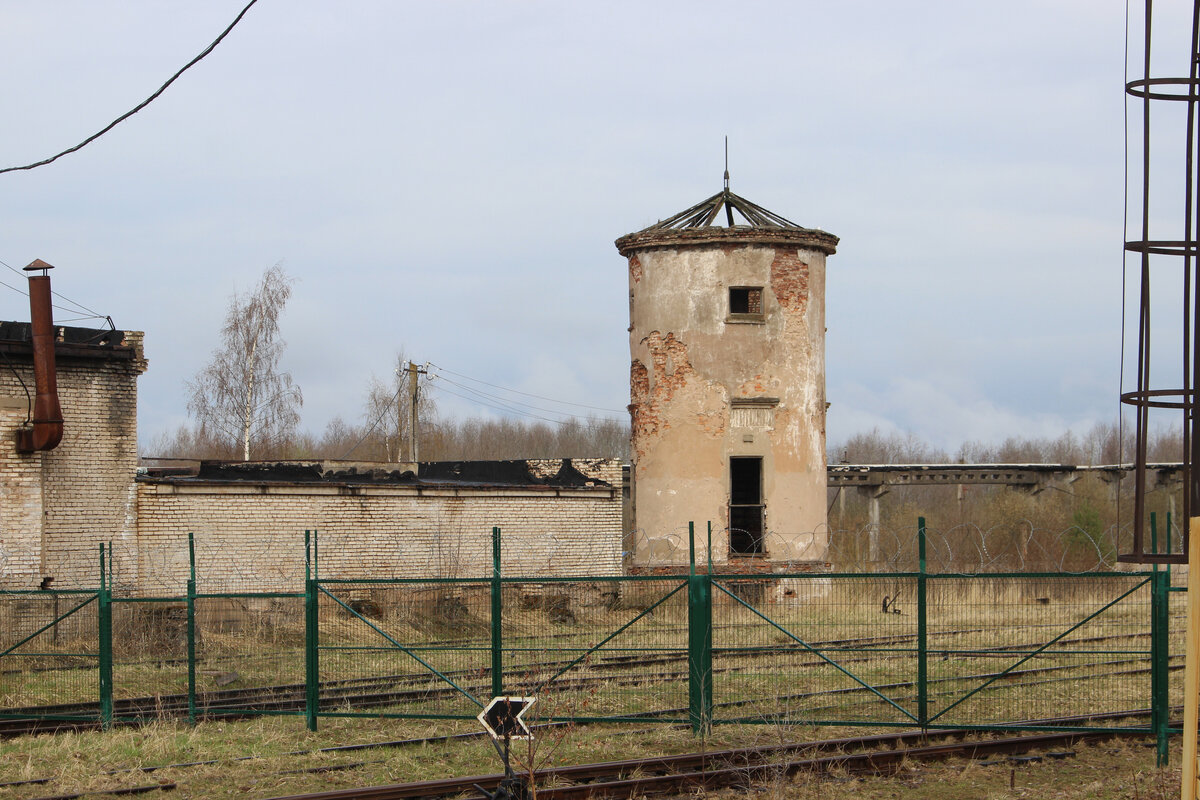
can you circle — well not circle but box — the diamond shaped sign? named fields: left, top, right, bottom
left=477, top=696, right=536, bottom=740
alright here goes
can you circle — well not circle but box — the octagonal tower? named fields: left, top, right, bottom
left=616, top=183, right=838, bottom=567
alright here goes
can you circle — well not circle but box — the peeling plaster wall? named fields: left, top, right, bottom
left=624, top=234, right=834, bottom=566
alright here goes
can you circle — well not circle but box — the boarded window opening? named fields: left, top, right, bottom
left=730, top=456, right=764, bottom=555
left=729, top=287, right=763, bottom=316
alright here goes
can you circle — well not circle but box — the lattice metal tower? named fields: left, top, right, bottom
left=1121, top=3, right=1200, bottom=564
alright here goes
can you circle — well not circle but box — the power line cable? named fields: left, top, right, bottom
left=428, top=379, right=565, bottom=422
left=0, top=278, right=28, bottom=298
left=340, top=382, right=405, bottom=460
left=54, top=315, right=106, bottom=324
left=0, top=258, right=111, bottom=322
left=0, top=348, right=31, bottom=424
left=427, top=362, right=625, bottom=414
left=431, top=373, right=623, bottom=423
left=428, top=373, right=613, bottom=424
left=425, top=380, right=595, bottom=428
left=0, top=276, right=97, bottom=319
left=0, top=0, right=260, bottom=176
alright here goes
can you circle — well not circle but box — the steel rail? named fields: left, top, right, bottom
left=0, top=646, right=1172, bottom=737
left=7, top=709, right=1165, bottom=800
left=1, top=623, right=1160, bottom=732
left=255, top=727, right=1148, bottom=800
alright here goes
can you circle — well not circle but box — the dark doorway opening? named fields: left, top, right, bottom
left=729, top=457, right=764, bottom=555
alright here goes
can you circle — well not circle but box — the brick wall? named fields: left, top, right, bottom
left=135, top=467, right=624, bottom=594
left=0, top=332, right=145, bottom=589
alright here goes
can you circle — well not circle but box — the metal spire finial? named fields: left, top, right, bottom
left=722, top=137, right=734, bottom=225
left=723, top=136, right=730, bottom=192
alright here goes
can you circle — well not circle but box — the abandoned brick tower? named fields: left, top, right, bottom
left=616, top=178, right=838, bottom=567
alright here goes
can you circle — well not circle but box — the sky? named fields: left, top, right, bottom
left=0, top=1, right=1173, bottom=454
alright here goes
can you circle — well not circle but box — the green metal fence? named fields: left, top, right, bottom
left=0, top=521, right=1171, bottom=757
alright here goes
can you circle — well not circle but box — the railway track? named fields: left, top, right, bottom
left=0, top=645, right=1172, bottom=739
left=1, top=623, right=1161, bottom=734
left=4, top=710, right=1161, bottom=800
left=4, top=614, right=1170, bottom=681
left=2, top=628, right=1161, bottom=714
left=255, top=725, right=1152, bottom=800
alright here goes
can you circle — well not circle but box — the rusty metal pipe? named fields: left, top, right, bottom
left=16, top=269, right=63, bottom=452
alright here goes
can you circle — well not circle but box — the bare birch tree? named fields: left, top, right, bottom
left=187, top=263, right=302, bottom=460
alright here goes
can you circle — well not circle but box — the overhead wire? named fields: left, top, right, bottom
left=426, top=362, right=625, bottom=414
left=425, top=380, right=601, bottom=428
left=425, top=381, right=570, bottom=425
left=340, top=383, right=405, bottom=460
left=0, top=347, right=31, bottom=424
left=344, top=361, right=627, bottom=455
left=0, top=278, right=29, bottom=299
left=0, top=0, right=261, bottom=176
left=430, top=373, right=623, bottom=423
left=0, top=259, right=112, bottom=324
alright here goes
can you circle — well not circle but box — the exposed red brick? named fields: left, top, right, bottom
left=738, top=374, right=767, bottom=395
left=697, top=408, right=726, bottom=436
left=628, top=255, right=643, bottom=284
left=769, top=249, right=809, bottom=314
left=630, top=332, right=694, bottom=445
left=630, top=359, right=649, bottom=405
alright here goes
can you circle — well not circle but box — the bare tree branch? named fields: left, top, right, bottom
left=186, top=263, right=302, bottom=460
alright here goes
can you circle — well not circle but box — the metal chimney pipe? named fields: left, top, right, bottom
left=16, top=259, right=63, bottom=453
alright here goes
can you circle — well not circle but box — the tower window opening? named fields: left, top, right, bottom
left=729, top=286, right=763, bottom=319
left=730, top=456, right=765, bottom=555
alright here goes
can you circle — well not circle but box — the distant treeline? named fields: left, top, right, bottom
left=149, top=414, right=1175, bottom=471
left=831, top=421, right=1180, bottom=466
left=826, top=423, right=1181, bottom=540
left=146, top=414, right=630, bottom=463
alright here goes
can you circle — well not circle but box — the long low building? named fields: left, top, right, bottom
left=0, top=319, right=622, bottom=594
left=136, top=458, right=623, bottom=593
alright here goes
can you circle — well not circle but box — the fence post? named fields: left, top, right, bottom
left=689, top=522, right=695, bottom=578
left=1167, top=511, right=1173, bottom=585
left=305, top=530, right=318, bottom=732
left=1152, top=569, right=1170, bottom=767
left=1184, top=516, right=1200, bottom=800
left=491, top=526, right=503, bottom=699
left=687, top=522, right=713, bottom=735
left=916, top=516, right=928, bottom=730
left=187, top=531, right=197, bottom=726
left=707, top=521, right=713, bottom=574
left=98, top=543, right=113, bottom=730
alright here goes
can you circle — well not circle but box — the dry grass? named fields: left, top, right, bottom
left=0, top=716, right=1178, bottom=800
left=705, top=737, right=1177, bottom=800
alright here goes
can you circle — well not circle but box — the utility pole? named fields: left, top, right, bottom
left=406, top=361, right=427, bottom=462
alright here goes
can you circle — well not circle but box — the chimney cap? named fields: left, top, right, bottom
left=23, top=259, right=54, bottom=273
